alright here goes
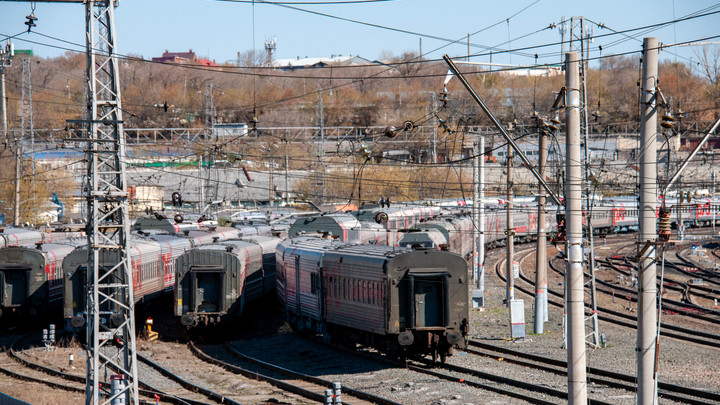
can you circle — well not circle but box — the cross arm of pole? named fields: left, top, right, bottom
left=443, top=54, right=562, bottom=206
left=662, top=116, right=720, bottom=198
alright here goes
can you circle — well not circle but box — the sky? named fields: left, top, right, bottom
left=0, top=0, right=719, bottom=69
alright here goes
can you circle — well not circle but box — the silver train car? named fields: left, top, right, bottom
left=276, top=237, right=469, bottom=362
left=0, top=229, right=52, bottom=248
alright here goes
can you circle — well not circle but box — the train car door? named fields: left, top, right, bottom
left=408, top=273, right=448, bottom=327
left=0, top=266, right=29, bottom=309
left=189, top=266, right=226, bottom=313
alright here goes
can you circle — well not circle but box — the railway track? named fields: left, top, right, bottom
left=1, top=334, right=215, bottom=405
left=190, top=341, right=399, bottom=405
left=600, top=255, right=720, bottom=319
left=495, top=245, right=720, bottom=349
left=298, top=331, right=606, bottom=405
left=672, top=245, right=720, bottom=287
left=465, top=339, right=720, bottom=405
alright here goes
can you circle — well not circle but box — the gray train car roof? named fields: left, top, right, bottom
left=321, top=244, right=467, bottom=279
left=0, top=243, right=77, bottom=265
left=0, top=229, right=51, bottom=247
left=287, top=214, right=364, bottom=239
left=133, top=217, right=202, bottom=234
left=397, top=229, right=447, bottom=247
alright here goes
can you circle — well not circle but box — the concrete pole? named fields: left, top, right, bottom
left=638, top=37, right=659, bottom=405
left=534, top=129, right=548, bottom=333
left=505, top=148, right=514, bottom=307
left=473, top=141, right=480, bottom=284
left=713, top=169, right=716, bottom=235
left=1, top=66, right=6, bottom=143
left=431, top=92, right=438, bottom=164
left=479, top=135, right=486, bottom=304
left=14, top=142, right=21, bottom=226
left=285, top=152, right=290, bottom=205
left=565, top=51, right=588, bottom=404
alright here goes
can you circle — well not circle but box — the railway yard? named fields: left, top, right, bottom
left=2, top=228, right=719, bottom=405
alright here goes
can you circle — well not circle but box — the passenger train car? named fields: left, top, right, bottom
left=288, top=213, right=386, bottom=244
left=0, top=243, right=77, bottom=323
left=175, top=235, right=280, bottom=327
left=276, top=237, right=469, bottom=362
left=62, top=227, right=240, bottom=329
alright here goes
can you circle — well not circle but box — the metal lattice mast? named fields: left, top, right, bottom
left=84, top=1, right=139, bottom=404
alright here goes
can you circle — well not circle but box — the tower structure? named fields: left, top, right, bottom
left=264, top=36, right=276, bottom=66
left=81, top=2, right=139, bottom=404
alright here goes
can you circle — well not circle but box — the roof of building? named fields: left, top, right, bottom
left=272, top=55, right=375, bottom=69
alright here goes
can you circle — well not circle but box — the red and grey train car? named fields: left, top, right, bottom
left=62, top=227, right=239, bottom=329
left=0, top=243, right=77, bottom=322
left=174, top=235, right=280, bottom=327
left=353, top=205, right=441, bottom=246
left=276, top=237, right=469, bottom=362
left=1, top=229, right=52, bottom=248
left=288, top=214, right=386, bottom=244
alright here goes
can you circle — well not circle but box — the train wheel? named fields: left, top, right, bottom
left=440, top=352, right=447, bottom=363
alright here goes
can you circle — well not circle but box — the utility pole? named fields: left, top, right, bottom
left=21, top=58, right=35, bottom=224
left=565, top=51, right=588, bottom=405
left=203, top=83, right=215, bottom=209
left=1, top=41, right=19, bottom=227
left=713, top=169, right=716, bottom=235
left=0, top=40, right=10, bottom=143
left=473, top=141, right=479, bottom=283
left=637, top=36, right=659, bottom=405
left=535, top=126, right=548, bottom=333
left=315, top=89, right=326, bottom=203
left=472, top=136, right=486, bottom=308
left=285, top=135, right=290, bottom=205
left=14, top=139, right=21, bottom=226
left=476, top=136, right=485, bottom=307
left=505, top=148, right=514, bottom=306
left=570, top=16, right=601, bottom=347
left=430, top=92, right=438, bottom=164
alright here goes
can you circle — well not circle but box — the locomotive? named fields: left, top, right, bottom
left=276, top=237, right=469, bottom=362
left=174, top=235, right=280, bottom=327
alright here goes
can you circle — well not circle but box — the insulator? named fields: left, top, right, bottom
left=657, top=208, right=671, bottom=241
left=660, top=121, right=674, bottom=129
left=374, top=212, right=389, bottom=224
left=384, top=126, right=397, bottom=138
